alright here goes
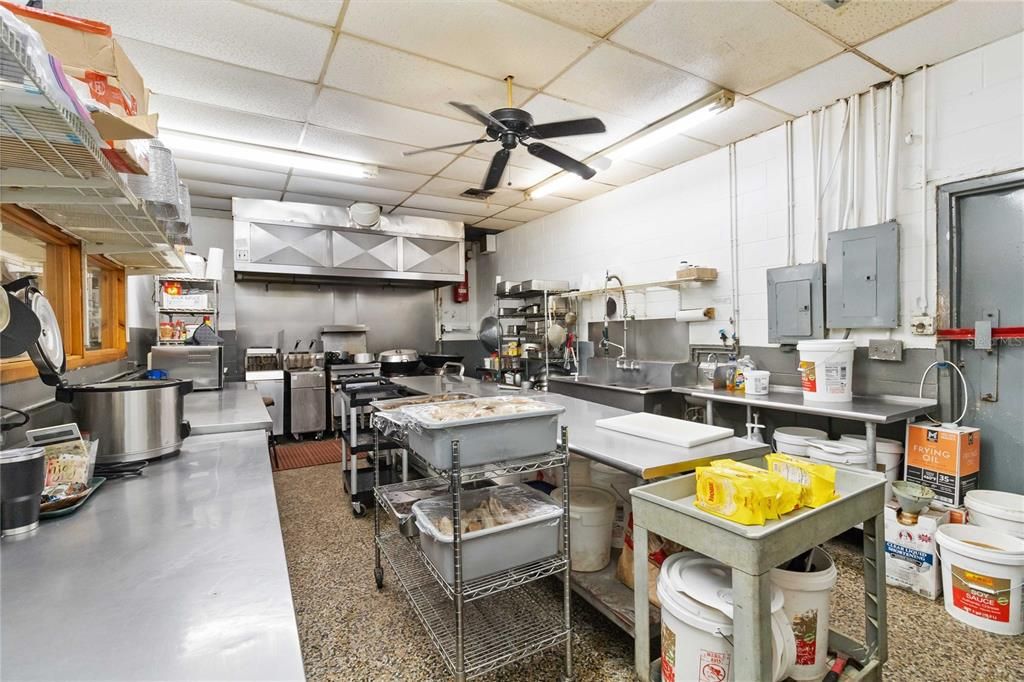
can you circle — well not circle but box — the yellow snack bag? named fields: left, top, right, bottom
left=710, top=459, right=802, bottom=516
left=765, top=453, right=838, bottom=508
left=695, top=466, right=771, bottom=525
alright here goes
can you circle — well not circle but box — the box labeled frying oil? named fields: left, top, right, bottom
left=904, top=422, right=980, bottom=508
left=884, top=500, right=949, bottom=600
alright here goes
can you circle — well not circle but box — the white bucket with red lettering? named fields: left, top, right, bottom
left=935, top=523, right=1024, bottom=635
left=769, top=547, right=838, bottom=681
left=658, top=552, right=795, bottom=682
left=796, top=340, right=855, bottom=402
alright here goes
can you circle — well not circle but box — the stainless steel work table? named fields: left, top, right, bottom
left=0, top=430, right=305, bottom=681
left=631, top=461, right=888, bottom=682
left=674, top=385, right=936, bottom=469
left=184, top=381, right=273, bottom=435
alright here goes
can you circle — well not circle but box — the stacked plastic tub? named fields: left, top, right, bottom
left=807, top=436, right=903, bottom=499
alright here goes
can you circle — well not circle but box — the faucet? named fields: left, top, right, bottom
left=602, top=271, right=631, bottom=361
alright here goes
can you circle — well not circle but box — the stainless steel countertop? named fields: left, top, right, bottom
left=392, top=376, right=768, bottom=479
left=547, top=375, right=675, bottom=395
left=0, top=431, right=305, bottom=681
left=673, top=385, right=937, bottom=423
left=185, top=382, right=273, bottom=435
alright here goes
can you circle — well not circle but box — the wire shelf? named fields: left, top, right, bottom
left=377, top=532, right=569, bottom=678
left=411, top=448, right=567, bottom=485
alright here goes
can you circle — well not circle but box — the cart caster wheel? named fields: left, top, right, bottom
left=374, top=567, right=384, bottom=590
left=293, top=434, right=303, bottom=441
left=352, top=502, right=366, bottom=518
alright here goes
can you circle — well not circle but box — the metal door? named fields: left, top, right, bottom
left=941, top=172, right=1023, bottom=492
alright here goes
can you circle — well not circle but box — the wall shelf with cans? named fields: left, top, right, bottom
left=154, top=276, right=219, bottom=345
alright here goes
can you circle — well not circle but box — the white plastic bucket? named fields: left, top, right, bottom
left=746, top=370, right=771, bottom=395
left=773, top=427, right=828, bottom=457
left=589, top=461, right=637, bottom=549
left=807, top=439, right=899, bottom=499
left=966, top=490, right=1024, bottom=539
left=546, top=453, right=591, bottom=488
left=770, top=547, right=838, bottom=681
left=551, top=486, right=614, bottom=572
left=935, top=523, right=1024, bottom=635
left=659, top=552, right=795, bottom=682
left=796, top=340, right=855, bottom=402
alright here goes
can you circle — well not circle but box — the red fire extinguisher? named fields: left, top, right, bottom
left=453, top=270, right=469, bottom=303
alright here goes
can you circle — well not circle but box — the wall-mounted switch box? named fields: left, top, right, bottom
left=869, top=339, right=904, bottom=361
left=826, top=221, right=899, bottom=328
left=911, top=315, right=935, bottom=335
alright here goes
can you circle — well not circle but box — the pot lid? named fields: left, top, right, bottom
left=379, top=348, right=419, bottom=362
left=671, top=555, right=784, bottom=619
left=0, top=290, right=41, bottom=359
left=0, top=446, right=45, bottom=464
left=28, top=288, right=65, bottom=378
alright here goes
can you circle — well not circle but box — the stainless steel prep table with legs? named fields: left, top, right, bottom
left=674, top=385, right=937, bottom=470
left=630, top=462, right=889, bottom=682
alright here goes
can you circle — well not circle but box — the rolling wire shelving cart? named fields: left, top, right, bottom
left=371, top=416, right=574, bottom=681
left=494, top=284, right=575, bottom=388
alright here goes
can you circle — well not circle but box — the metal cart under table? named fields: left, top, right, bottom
left=630, top=459, right=888, bottom=682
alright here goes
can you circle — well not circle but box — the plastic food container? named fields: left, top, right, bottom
left=772, top=427, right=828, bottom=457
left=797, top=339, right=855, bottom=402
left=400, top=397, right=564, bottom=470
left=412, top=483, right=562, bottom=583
left=551, top=486, right=615, bottom=571
left=965, top=490, right=1024, bottom=539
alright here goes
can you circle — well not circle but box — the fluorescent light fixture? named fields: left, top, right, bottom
left=529, top=173, right=580, bottom=199
left=160, top=131, right=379, bottom=179
left=607, top=90, right=734, bottom=160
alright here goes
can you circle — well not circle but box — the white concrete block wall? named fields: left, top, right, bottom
left=476, top=32, right=1024, bottom=351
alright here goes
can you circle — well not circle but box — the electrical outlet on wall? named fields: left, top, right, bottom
left=869, top=339, right=904, bottom=361
left=911, top=315, right=935, bottom=335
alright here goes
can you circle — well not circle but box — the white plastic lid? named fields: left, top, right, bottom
left=671, top=554, right=784, bottom=620
left=0, top=446, right=45, bottom=463
left=965, top=490, right=1024, bottom=523
left=774, top=426, right=828, bottom=443
left=840, top=433, right=904, bottom=454
left=552, top=485, right=614, bottom=513
left=796, top=339, right=856, bottom=352
left=806, top=438, right=868, bottom=464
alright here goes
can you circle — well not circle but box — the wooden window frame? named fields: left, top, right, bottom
left=1, top=206, right=127, bottom=383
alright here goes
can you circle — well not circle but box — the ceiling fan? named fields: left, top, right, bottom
left=403, top=76, right=606, bottom=191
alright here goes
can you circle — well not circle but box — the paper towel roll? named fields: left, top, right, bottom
left=205, top=247, right=224, bottom=281
left=675, top=308, right=714, bottom=322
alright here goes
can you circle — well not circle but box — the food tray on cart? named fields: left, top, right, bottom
left=369, top=392, right=477, bottom=411
left=395, top=397, right=564, bottom=469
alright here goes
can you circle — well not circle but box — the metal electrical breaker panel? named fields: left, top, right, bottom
left=826, top=221, right=900, bottom=328
left=767, top=263, right=825, bottom=344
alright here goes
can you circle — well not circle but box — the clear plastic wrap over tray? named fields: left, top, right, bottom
left=412, top=483, right=563, bottom=583
left=378, top=396, right=564, bottom=469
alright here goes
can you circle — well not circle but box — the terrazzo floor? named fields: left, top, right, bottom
left=274, top=463, right=1024, bottom=682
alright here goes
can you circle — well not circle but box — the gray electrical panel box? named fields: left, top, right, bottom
left=767, top=263, right=825, bottom=344
left=826, top=221, right=899, bottom=328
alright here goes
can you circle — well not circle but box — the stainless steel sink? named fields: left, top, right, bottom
left=547, top=359, right=693, bottom=416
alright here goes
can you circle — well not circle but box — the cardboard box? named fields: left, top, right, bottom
left=2, top=2, right=147, bottom=117
left=102, top=138, right=150, bottom=175
left=884, top=500, right=948, bottom=600
left=162, top=293, right=208, bottom=311
left=905, top=422, right=980, bottom=508
left=676, top=266, right=718, bottom=281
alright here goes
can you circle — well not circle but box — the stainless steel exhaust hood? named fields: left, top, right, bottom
left=232, top=198, right=464, bottom=287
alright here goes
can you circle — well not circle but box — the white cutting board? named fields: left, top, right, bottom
left=595, top=413, right=734, bottom=448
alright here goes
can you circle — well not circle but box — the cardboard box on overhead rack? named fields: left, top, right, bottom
left=1, top=2, right=148, bottom=119
left=102, top=138, right=150, bottom=175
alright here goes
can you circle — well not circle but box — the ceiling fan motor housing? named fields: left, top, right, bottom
left=489, top=108, right=534, bottom=148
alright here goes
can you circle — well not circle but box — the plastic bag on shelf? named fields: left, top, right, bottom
left=413, top=482, right=561, bottom=541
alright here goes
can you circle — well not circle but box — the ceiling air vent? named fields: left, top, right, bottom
left=460, top=187, right=495, bottom=200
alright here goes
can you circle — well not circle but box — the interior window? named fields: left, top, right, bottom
left=0, top=223, right=48, bottom=361
left=86, top=265, right=103, bottom=350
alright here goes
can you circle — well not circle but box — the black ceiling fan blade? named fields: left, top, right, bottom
left=529, top=117, right=606, bottom=139
left=527, top=143, right=596, bottom=180
left=450, top=101, right=509, bottom=132
left=483, top=148, right=510, bottom=190
left=403, top=139, right=492, bottom=156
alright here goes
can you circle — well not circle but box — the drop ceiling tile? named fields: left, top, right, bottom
left=341, top=0, right=595, bottom=88
left=175, top=158, right=289, bottom=191
left=595, top=158, right=659, bottom=186
left=244, top=0, right=343, bottom=26
left=290, top=166, right=431, bottom=192
left=859, top=1, right=1024, bottom=75
left=474, top=217, right=523, bottom=231
left=402, top=194, right=504, bottom=218
left=184, top=179, right=281, bottom=200
left=281, top=192, right=354, bottom=208
left=518, top=195, right=577, bottom=212
left=391, top=207, right=477, bottom=224
left=753, top=52, right=890, bottom=116
left=547, top=43, right=718, bottom=122
left=685, top=98, right=791, bottom=147
left=491, top=206, right=548, bottom=223
left=152, top=94, right=305, bottom=148
left=120, top=38, right=316, bottom=121
left=325, top=36, right=532, bottom=116
left=419, top=178, right=526, bottom=206
left=286, top=176, right=412, bottom=205
left=544, top=180, right=615, bottom=201
left=300, top=125, right=456, bottom=175
left=505, top=0, right=647, bottom=37
left=190, top=195, right=233, bottom=211
left=612, top=1, right=843, bottom=94
left=775, top=0, right=949, bottom=47
left=310, top=89, right=485, bottom=150
left=617, top=134, right=718, bottom=169
left=46, top=0, right=332, bottom=80
left=522, top=94, right=644, bottom=152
